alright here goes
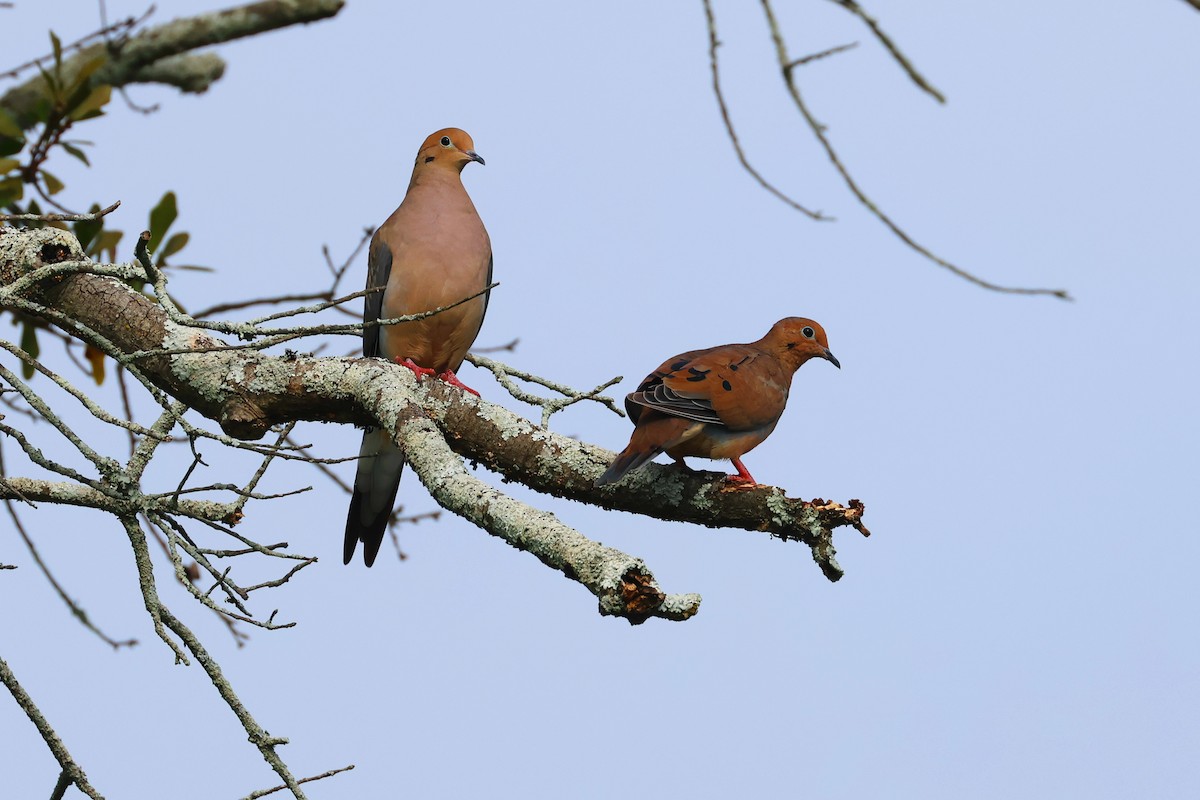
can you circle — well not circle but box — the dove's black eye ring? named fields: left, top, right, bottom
left=802, top=326, right=815, bottom=338
left=439, top=135, right=452, bottom=147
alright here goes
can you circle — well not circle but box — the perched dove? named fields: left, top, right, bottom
left=344, top=128, right=492, bottom=566
left=595, top=317, right=838, bottom=487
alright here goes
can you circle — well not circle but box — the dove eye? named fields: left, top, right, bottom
left=802, top=326, right=815, bottom=338
left=439, top=136, right=452, bottom=147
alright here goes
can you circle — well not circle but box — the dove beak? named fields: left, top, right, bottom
left=823, top=349, right=841, bottom=369
left=465, top=150, right=485, bottom=165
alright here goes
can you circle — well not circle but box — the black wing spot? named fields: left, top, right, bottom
left=686, top=374, right=706, bottom=382
left=722, top=380, right=732, bottom=391
left=670, top=360, right=689, bottom=371
left=686, top=366, right=709, bottom=382
left=424, top=156, right=435, bottom=163
left=729, top=363, right=738, bottom=371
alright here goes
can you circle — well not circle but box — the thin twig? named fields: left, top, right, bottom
left=241, top=764, right=355, bottom=800
left=193, top=292, right=332, bottom=319
left=0, top=201, right=121, bottom=222
left=824, top=0, right=946, bottom=102
left=465, top=353, right=625, bottom=427
left=0, top=7, right=153, bottom=79
left=758, top=0, right=1070, bottom=299
left=0, top=654, right=105, bottom=800
left=702, top=0, right=830, bottom=221
left=2, top=472, right=138, bottom=649
left=787, top=41, right=858, bottom=70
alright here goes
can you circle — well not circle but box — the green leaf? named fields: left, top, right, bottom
left=66, top=55, right=108, bottom=96
left=19, top=323, right=39, bottom=380
left=40, top=170, right=65, bottom=195
left=68, top=84, right=111, bottom=122
left=60, top=142, right=90, bottom=166
left=50, top=32, right=63, bottom=70
left=31, top=97, right=52, bottom=124
left=0, top=177, right=25, bottom=206
left=0, top=137, right=24, bottom=158
left=35, top=61, right=61, bottom=102
left=0, top=157, right=19, bottom=174
left=148, top=191, right=177, bottom=253
left=93, top=229, right=123, bottom=261
left=0, top=108, right=22, bottom=139
left=158, top=231, right=190, bottom=263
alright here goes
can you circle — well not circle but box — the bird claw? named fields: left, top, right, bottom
left=397, top=357, right=437, bottom=380
left=725, top=458, right=758, bottom=487
left=437, top=368, right=480, bottom=397
left=395, top=360, right=481, bottom=397
left=721, top=474, right=759, bottom=490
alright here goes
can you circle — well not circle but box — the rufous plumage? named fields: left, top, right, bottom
left=595, top=317, right=839, bottom=487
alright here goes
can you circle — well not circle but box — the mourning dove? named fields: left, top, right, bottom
left=595, top=317, right=839, bottom=487
left=344, top=128, right=492, bottom=566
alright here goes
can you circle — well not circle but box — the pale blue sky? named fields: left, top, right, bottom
left=2, top=1, right=1198, bottom=797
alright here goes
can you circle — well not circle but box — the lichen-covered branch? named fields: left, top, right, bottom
left=0, top=654, right=105, bottom=800
left=0, top=0, right=346, bottom=129
left=395, top=405, right=699, bottom=622
left=0, top=226, right=870, bottom=598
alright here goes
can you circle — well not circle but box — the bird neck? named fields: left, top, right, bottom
left=762, top=343, right=810, bottom=374
left=407, top=162, right=466, bottom=193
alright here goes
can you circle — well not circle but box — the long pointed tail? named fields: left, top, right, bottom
left=595, top=413, right=701, bottom=487
left=594, top=443, right=662, bottom=487
left=344, top=428, right=406, bottom=566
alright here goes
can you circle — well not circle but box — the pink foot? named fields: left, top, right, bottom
left=437, top=368, right=480, bottom=397
left=724, top=457, right=758, bottom=487
left=397, top=357, right=436, bottom=380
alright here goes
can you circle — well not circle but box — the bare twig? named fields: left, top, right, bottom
left=2, top=474, right=139, bottom=648
left=241, top=764, right=356, bottom=800
left=466, top=353, right=625, bottom=427
left=757, top=0, right=1070, bottom=298
left=473, top=337, right=519, bottom=354
left=0, top=6, right=153, bottom=80
left=0, top=201, right=121, bottom=222
left=702, top=0, right=830, bottom=221
left=787, top=41, right=858, bottom=70
left=0, top=654, right=105, bottom=800
left=1, top=0, right=346, bottom=130
left=824, top=0, right=946, bottom=102
left=193, top=292, right=331, bottom=319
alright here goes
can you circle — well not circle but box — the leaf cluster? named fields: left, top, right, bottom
left=2, top=34, right=200, bottom=384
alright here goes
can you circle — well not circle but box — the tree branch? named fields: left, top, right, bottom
left=0, top=227, right=870, bottom=617
left=0, top=654, right=105, bottom=800
left=0, top=0, right=345, bottom=129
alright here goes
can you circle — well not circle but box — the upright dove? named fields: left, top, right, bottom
left=595, top=318, right=838, bottom=487
left=344, top=128, right=492, bottom=566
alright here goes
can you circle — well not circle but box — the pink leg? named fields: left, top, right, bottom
left=396, top=357, right=436, bottom=380
left=437, top=368, right=480, bottom=397
left=725, top=457, right=757, bottom=486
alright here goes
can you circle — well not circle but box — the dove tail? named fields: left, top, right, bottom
left=595, top=413, right=701, bottom=488
left=343, top=429, right=406, bottom=566
left=594, top=443, right=662, bottom=487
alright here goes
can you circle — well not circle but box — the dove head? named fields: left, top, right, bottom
left=762, top=317, right=840, bottom=372
left=415, top=128, right=485, bottom=172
